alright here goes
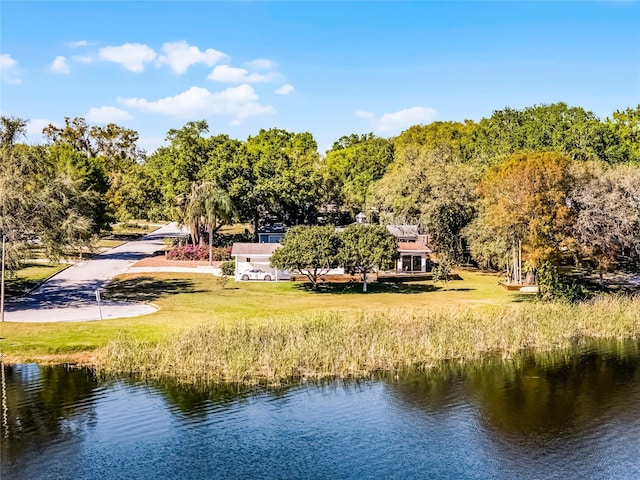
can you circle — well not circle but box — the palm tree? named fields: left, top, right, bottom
left=184, top=182, right=237, bottom=265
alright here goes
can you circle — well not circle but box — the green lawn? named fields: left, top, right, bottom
left=218, top=222, right=252, bottom=235
left=110, top=221, right=160, bottom=236
left=0, top=269, right=529, bottom=361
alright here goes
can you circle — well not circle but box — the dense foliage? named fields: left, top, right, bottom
left=270, top=225, right=340, bottom=289
left=338, top=224, right=399, bottom=292
left=1, top=117, right=97, bottom=268
left=165, top=245, right=231, bottom=262
left=3, top=102, right=639, bottom=284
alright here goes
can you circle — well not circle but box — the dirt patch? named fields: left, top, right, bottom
left=133, top=255, right=222, bottom=268
left=2, top=351, right=97, bottom=367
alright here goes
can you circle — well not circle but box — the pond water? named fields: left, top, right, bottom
left=2, top=340, right=640, bottom=480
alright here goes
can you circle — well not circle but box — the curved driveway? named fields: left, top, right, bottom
left=4, top=223, right=188, bottom=322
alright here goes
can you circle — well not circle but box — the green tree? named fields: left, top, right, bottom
left=145, top=120, right=212, bottom=220
left=184, top=181, right=237, bottom=265
left=431, top=254, right=454, bottom=290
left=270, top=225, right=340, bottom=289
left=337, top=224, right=398, bottom=292
left=603, top=105, right=640, bottom=163
left=43, top=117, right=147, bottom=226
left=323, top=133, right=394, bottom=213
left=1, top=117, right=97, bottom=268
left=394, top=120, right=478, bottom=162
left=217, top=260, right=236, bottom=290
left=107, top=163, right=162, bottom=222
left=475, top=103, right=607, bottom=163
left=198, top=135, right=254, bottom=229
left=48, top=143, right=109, bottom=231
left=369, top=145, right=479, bottom=262
left=245, top=128, right=322, bottom=234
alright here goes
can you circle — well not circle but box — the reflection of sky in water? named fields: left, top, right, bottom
left=2, top=341, right=640, bottom=480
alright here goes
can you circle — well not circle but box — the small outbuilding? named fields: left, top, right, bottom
left=386, top=225, right=432, bottom=273
left=230, top=243, right=290, bottom=281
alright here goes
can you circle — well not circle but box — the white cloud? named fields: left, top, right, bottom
left=118, top=84, right=275, bottom=124
left=86, top=106, right=132, bottom=123
left=275, top=84, right=295, bottom=95
left=246, top=58, right=276, bottom=70
left=69, top=40, right=90, bottom=48
left=50, top=56, right=70, bottom=74
left=377, top=107, right=436, bottom=131
left=26, top=119, right=54, bottom=143
left=72, top=55, right=93, bottom=64
left=355, top=110, right=375, bottom=119
left=357, top=107, right=437, bottom=132
left=208, top=64, right=280, bottom=83
left=157, top=40, right=228, bottom=74
left=99, top=43, right=157, bottom=72
left=1, top=54, right=22, bottom=84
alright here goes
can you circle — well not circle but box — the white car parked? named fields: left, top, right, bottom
left=240, top=268, right=273, bottom=281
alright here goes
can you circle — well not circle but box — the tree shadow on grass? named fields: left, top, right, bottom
left=295, top=281, right=442, bottom=295
left=103, top=276, right=203, bottom=302
left=510, top=293, right=538, bottom=304
left=4, top=277, right=40, bottom=298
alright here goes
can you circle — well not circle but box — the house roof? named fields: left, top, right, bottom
left=387, top=225, right=420, bottom=238
left=398, top=242, right=432, bottom=253
left=231, top=242, right=281, bottom=256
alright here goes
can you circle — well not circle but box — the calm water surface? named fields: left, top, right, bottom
left=2, top=340, right=639, bottom=480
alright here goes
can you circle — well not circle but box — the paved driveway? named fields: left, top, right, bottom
left=3, top=223, right=187, bottom=322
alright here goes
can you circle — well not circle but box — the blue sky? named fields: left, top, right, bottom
left=1, top=1, right=639, bottom=154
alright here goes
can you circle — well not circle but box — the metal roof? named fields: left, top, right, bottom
left=386, top=225, right=420, bottom=238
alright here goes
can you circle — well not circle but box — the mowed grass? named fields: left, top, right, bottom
left=96, top=239, right=126, bottom=249
left=1, top=270, right=517, bottom=361
left=110, top=221, right=160, bottom=236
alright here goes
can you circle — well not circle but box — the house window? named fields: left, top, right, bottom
left=412, top=255, right=421, bottom=272
left=246, top=257, right=251, bottom=263
left=402, top=255, right=423, bottom=272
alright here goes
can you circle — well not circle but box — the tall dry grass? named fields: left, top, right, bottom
left=95, top=294, right=640, bottom=387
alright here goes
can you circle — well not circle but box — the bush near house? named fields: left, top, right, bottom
left=221, top=261, right=236, bottom=277
left=166, top=245, right=231, bottom=261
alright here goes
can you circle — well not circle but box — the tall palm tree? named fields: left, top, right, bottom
left=184, top=182, right=237, bottom=265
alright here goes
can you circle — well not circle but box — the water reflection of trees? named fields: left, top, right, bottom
left=110, top=376, right=296, bottom=418
left=386, top=340, right=640, bottom=438
left=1, top=364, right=99, bottom=462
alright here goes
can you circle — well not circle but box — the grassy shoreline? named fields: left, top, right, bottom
left=2, top=271, right=638, bottom=387
left=94, top=295, right=640, bottom=387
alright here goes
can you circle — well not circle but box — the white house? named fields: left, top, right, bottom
left=230, top=243, right=290, bottom=281
left=386, top=225, right=432, bottom=273
left=257, top=224, right=287, bottom=243
left=230, top=222, right=432, bottom=282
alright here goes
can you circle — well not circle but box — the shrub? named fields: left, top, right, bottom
left=166, top=245, right=208, bottom=261
left=166, top=245, right=232, bottom=261
left=221, top=260, right=236, bottom=277
left=537, top=261, right=588, bottom=302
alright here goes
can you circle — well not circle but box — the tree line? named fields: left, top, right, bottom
left=1, top=102, right=639, bottom=288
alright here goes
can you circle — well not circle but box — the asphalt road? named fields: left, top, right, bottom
left=3, top=223, right=187, bottom=322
